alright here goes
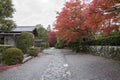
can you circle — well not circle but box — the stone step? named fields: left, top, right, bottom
left=23, top=56, right=33, bottom=63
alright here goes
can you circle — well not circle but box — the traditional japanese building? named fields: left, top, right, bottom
left=0, top=26, right=38, bottom=45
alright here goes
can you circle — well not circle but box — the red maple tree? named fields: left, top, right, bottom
left=48, top=31, right=57, bottom=46
left=54, top=0, right=88, bottom=43
left=84, top=0, right=120, bottom=36
left=54, top=0, right=120, bottom=43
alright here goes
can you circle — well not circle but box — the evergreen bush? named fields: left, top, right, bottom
left=3, top=48, right=24, bottom=65
left=55, top=39, right=64, bottom=49
left=85, top=35, right=120, bottom=46
left=28, top=47, right=40, bottom=57
left=16, top=32, right=34, bottom=53
left=0, top=45, right=14, bottom=63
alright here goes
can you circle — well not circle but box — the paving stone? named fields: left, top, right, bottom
left=40, top=49, right=71, bottom=80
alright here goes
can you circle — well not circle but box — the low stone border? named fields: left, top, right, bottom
left=87, top=46, right=120, bottom=60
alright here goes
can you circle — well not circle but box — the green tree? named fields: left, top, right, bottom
left=36, top=24, right=49, bottom=48
left=0, top=0, right=16, bottom=32
left=47, top=25, right=51, bottom=32
left=55, top=39, right=64, bottom=49
left=36, top=24, right=48, bottom=42
left=16, top=32, right=34, bottom=53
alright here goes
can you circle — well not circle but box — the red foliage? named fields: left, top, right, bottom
left=103, top=26, right=119, bottom=37
left=54, top=0, right=88, bottom=43
left=84, top=0, right=120, bottom=36
left=54, top=0, right=120, bottom=43
left=48, top=31, right=57, bottom=46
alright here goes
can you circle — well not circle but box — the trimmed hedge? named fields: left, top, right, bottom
left=85, top=36, right=120, bottom=46
left=0, top=45, right=14, bottom=63
left=3, top=48, right=24, bottom=65
left=68, top=36, right=120, bottom=53
left=16, top=32, right=34, bottom=53
left=28, top=47, right=40, bottom=57
left=69, top=42, right=89, bottom=52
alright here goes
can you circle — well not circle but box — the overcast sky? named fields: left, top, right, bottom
left=12, top=0, right=67, bottom=28
left=12, top=0, right=91, bottom=28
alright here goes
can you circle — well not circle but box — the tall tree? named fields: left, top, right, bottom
left=0, top=0, right=16, bottom=32
left=47, top=25, right=52, bottom=32
left=36, top=24, right=48, bottom=41
left=54, top=0, right=88, bottom=43
left=84, top=0, right=120, bottom=37
left=55, top=0, right=120, bottom=44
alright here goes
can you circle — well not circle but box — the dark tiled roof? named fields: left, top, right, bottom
left=12, top=26, right=36, bottom=32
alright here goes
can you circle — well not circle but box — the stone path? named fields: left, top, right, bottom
left=0, top=48, right=120, bottom=80
left=41, top=48, right=71, bottom=80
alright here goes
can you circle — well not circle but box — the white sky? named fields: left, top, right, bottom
left=12, top=0, right=67, bottom=28
left=12, top=0, right=91, bottom=28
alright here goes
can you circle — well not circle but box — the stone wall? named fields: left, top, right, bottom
left=87, top=46, right=120, bottom=60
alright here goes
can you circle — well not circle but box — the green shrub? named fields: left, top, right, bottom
left=68, top=42, right=80, bottom=52
left=85, top=35, right=120, bottom=46
left=28, top=47, right=40, bottom=57
left=110, top=31, right=120, bottom=37
left=34, top=41, right=48, bottom=48
left=0, top=45, right=14, bottom=63
left=55, top=39, right=64, bottom=49
left=16, top=32, right=34, bottom=53
left=40, top=42, right=49, bottom=49
left=3, top=48, right=24, bottom=65
left=0, top=45, right=14, bottom=53
left=69, top=41, right=90, bottom=53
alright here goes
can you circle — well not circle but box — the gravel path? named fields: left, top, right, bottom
left=41, top=48, right=71, bottom=80
left=65, top=54, right=120, bottom=80
left=0, top=54, right=53, bottom=80
left=0, top=48, right=71, bottom=80
left=0, top=48, right=120, bottom=80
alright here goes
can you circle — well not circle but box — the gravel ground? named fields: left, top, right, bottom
left=0, top=48, right=71, bottom=80
left=65, top=54, right=120, bottom=80
left=0, top=48, right=120, bottom=80
left=0, top=54, right=53, bottom=80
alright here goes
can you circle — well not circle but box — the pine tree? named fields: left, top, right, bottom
left=0, top=0, right=16, bottom=32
